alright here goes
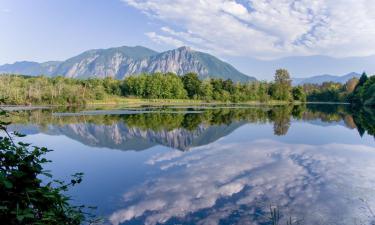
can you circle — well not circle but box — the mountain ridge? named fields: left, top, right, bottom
left=0, top=46, right=255, bottom=82
left=292, top=72, right=361, bottom=86
left=232, top=54, right=375, bottom=80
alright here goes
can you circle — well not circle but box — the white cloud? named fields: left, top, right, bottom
left=145, top=32, right=185, bottom=47
left=122, top=0, right=375, bottom=58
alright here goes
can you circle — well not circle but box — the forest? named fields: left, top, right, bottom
left=299, top=72, right=374, bottom=106
left=0, top=69, right=303, bottom=105
left=0, top=70, right=373, bottom=106
left=347, top=73, right=375, bottom=106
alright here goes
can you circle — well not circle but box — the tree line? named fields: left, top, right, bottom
left=302, top=72, right=375, bottom=106
left=347, top=73, right=375, bottom=106
left=2, top=70, right=373, bottom=106
left=0, top=69, right=306, bottom=105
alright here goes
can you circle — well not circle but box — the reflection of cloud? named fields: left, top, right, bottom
left=146, top=150, right=183, bottom=165
left=110, top=140, right=375, bottom=225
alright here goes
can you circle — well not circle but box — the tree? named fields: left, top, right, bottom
left=348, top=72, right=372, bottom=106
left=199, top=79, right=213, bottom=101
left=292, top=86, right=306, bottom=102
left=345, top=77, right=359, bottom=93
left=222, top=79, right=235, bottom=94
left=357, top=72, right=368, bottom=88
left=0, top=108, right=97, bottom=224
left=361, top=76, right=375, bottom=106
left=182, top=73, right=202, bottom=99
left=273, top=69, right=292, bottom=101
left=163, top=73, right=187, bottom=99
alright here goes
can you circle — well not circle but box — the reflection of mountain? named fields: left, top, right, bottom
left=14, top=121, right=245, bottom=151
left=8, top=104, right=374, bottom=152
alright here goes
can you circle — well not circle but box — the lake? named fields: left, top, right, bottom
left=7, top=104, right=375, bottom=225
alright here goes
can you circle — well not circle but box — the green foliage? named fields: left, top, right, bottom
left=272, top=69, right=292, bottom=101
left=0, top=75, right=122, bottom=105
left=120, top=70, right=303, bottom=103
left=292, top=87, right=306, bottom=102
left=348, top=73, right=375, bottom=106
left=357, top=72, right=369, bottom=89
left=303, top=82, right=346, bottom=102
left=199, top=79, right=213, bottom=101
left=0, top=108, right=97, bottom=224
left=182, top=73, right=202, bottom=99
left=303, top=73, right=375, bottom=105
left=0, top=70, right=308, bottom=105
left=122, top=73, right=188, bottom=99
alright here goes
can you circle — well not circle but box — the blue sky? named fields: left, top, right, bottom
left=0, top=0, right=163, bottom=63
left=1, top=0, right=375, bottom=79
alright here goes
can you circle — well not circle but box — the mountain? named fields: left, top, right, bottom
left=0, top=61, right=60, bottom=75
left=231, top=55, right=375, bottom=80
left=0, top=46, right=255, bottom=82
left=292, top=72, right=361, bottom=86
left=53, top=46, right=159, bottom=78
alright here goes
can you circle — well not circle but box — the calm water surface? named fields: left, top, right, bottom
left=8, top=104, right=375, bottom=225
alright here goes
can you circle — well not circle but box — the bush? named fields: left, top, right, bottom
left=0, top=108, right=97, bottom=224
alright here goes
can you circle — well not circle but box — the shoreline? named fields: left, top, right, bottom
left=0, top=98, right=349, bottom=111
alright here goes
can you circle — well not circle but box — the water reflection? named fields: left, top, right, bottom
left=4, top=104, right=375, bottom=224
left=7, top=105, right=375, bottom=151
left=110, top=140, right=375, bottom=225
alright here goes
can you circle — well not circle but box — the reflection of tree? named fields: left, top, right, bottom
left=307, top=104, right=343, bottom=114
left=181, top=113, right=203, bottom=131
left=304, top=104, right=352, bottom=124
left=269, top=106, right=292, bottom=136
left=291, top=104, right=306, bottom=119
left=343, top=115, right=357, bottom=129
left=6, top=105, right=374, bottom=139
left=351, top=107, right=375, bottom=137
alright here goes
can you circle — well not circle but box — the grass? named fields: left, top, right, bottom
left=87, top=96, right=298, bottom=107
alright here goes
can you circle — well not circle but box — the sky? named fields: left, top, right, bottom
left=1, top=0, right=375, bottom=79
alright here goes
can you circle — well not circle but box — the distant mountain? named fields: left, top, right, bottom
left=232, top=55, right=375, bottom=80
left=0, top=61, right=60, bottom=75
left=0, top=46, right=255, bottom=82
left=292, top=72, right=361, bottom=86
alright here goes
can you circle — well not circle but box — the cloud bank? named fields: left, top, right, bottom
left=123, top=0, right=375, bottom=59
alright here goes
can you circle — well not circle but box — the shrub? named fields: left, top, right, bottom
left=0, top=108, right=97, bottom=224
